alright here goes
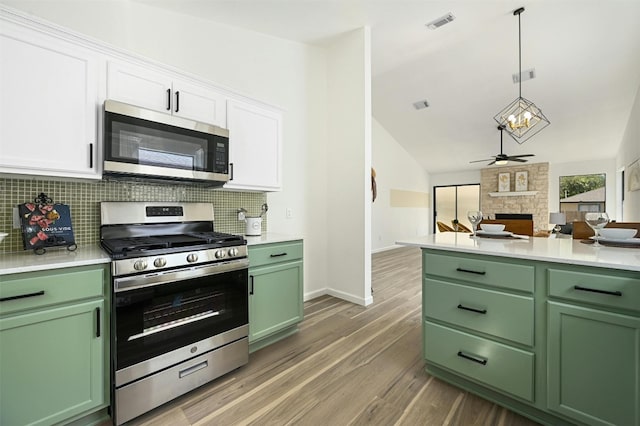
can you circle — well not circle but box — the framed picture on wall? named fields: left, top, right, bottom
left=515, top=171, right=528, bottom=191
left=498, top=172, right=510, bottom=192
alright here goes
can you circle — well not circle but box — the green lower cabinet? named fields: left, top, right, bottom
left=0, top=299, right=105, bottom=426
left=547, top=301, right=640, bottom=426
left=249, top=260, right=303, bottom=344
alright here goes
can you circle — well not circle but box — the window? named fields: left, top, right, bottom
left=559, top=174, right=606, bottom=222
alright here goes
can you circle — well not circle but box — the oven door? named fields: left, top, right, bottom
left=112, top=259, right=248, bottom=380
left=103, top=100, right=229, bottom=184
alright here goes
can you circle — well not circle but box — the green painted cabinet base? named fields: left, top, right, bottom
left=248, top=241, right=303, bottom=352
left=0, top=265, right=108, bottom=426
left=421, top=248, right=640, bottom=426
left=548, top=302, right=640, bottom=426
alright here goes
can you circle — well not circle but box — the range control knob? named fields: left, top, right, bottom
left=228, top=248, right=239, bottom=257
left=153, top=258, right=167, bottom=268
left=215, top=249, right=226, bottom=259
left=186, top=253, right=199, bottom=263
left=133, top=259, right=148, bottom=271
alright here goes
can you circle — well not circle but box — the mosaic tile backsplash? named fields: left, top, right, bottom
left=0, top=177, right=267, bottom=253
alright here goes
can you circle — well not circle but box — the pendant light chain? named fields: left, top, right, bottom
left=518, top=10, right=522, bottom=99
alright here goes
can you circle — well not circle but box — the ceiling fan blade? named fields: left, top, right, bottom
left=487, top=160, right=497, bottom=166
left=469, top=158, right=496, bottom=163
left=509, top=158, right=529, bottom=163
left=508, top=154, right=535, bottom=159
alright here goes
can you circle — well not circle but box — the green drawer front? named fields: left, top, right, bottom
left=248, top=241, right=303, bottom=268
left=424, top=321, right=534, bottom=402
left=0, top=267, right=104, bottom=315
left=548, top=269, right=640, bottom=313
left=424, top=279, right=534, bottom=346
left=424, top=252, right=534, bottom=293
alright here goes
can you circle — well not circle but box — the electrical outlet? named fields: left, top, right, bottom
left=286, top=208, right=293, bottom=219
left=13, top=207, right=21, bottom=229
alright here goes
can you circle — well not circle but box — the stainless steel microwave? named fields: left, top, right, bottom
left=103, top=100, right=229, bottom=186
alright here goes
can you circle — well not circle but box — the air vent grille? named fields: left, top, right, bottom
left=513, top=68, right=536, bottom=83
left=426, top=13, right=456, bottom=30
left=413, top=100, right=429, bottom=110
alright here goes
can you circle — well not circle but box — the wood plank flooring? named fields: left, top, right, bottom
left=124, top=247, right=540, bottom=426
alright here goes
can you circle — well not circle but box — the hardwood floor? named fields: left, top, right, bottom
left=125, top=247, right=540, bottom=426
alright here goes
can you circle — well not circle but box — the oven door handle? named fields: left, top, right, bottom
left=114, top=258, right=249, bottom=293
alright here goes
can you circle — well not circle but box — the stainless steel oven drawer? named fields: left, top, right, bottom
left=114, top=337, right=248, bottom=425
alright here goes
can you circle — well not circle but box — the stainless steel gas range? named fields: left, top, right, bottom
left=100, top=202, right=249, bottom=425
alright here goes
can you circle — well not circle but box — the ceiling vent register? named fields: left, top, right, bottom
left=426, top=13, right=456, bottom=30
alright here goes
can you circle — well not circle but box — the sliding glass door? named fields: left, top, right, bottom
left=433, top=184, right=480, bottom=232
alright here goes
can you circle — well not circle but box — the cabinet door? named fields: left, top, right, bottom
left=249, top=261, right=303, bottom=342
left=173, top=79, right=227, bottom=127
left=0, top=300, right=106, bottom=426
left=225, top=99, right=282, bottom=191
left=547, top=302, right=640, bottom=426
left=107, top=60, right=173, bottom=113
left=0, top=21, right=100, bottom=179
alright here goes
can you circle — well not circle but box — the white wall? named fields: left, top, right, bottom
left=1, top=1, right=332, bottom=300
left=372, top=119, right=430, bottom=252
left=617, top=84, right=640, bottom=221
left=325, top=27, right=372, bottom=306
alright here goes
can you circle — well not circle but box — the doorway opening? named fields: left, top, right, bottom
left=433, top=184, right=480, bottom=232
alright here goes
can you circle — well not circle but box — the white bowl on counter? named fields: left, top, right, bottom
left=598, top=228, right=637, bottom=240
left=480, top=224, right=505, bottom=233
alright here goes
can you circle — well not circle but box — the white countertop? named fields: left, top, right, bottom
left=244, top=232, right=302, bottom=246
left=397, top=233, right=640, bottom=272
left=0, top=234, right=303, bottom=276
left=0, top=245, right=111, bottom=276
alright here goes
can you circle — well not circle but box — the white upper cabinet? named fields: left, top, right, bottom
left=0, top=19, right=102, bottom=179
left=225, top=99, right=282, bottom=192
left=107, top=61, right=226, bottom=127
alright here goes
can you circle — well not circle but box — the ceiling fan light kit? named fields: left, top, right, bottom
left=494, top=7, right=550, bottom=144
left=470, top=124, right=535, bottom=166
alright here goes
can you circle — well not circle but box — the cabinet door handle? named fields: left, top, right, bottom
left=89, top=143, right=94, bottom=169
left=0, top=290, right=45, bottom=302
left=95, top=307, right=101, bottom=338
left=249, top=275, right=254, bottom=295
left=456, top=267, right=486, bottom=275
left=574, top=285, right=622, bottom=297
left=229, top=162, right=234, bottom=180
left=457, top=351, right=487, bottom=365
left=270, top=252, right=287, bottom=258
left=175, top=91, right=180, bottom=112
left=457, top=304, right=487, bottom=314
left=166, top=88, right=171, bottom=110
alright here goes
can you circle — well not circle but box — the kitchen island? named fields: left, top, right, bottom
left=397, top=233, right=639, bottom=426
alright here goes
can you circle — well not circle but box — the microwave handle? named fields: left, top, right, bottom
left=166, top=88, right=171, bottom=111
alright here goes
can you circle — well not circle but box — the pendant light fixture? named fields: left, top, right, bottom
left=494, top=7, right=550, bottom=144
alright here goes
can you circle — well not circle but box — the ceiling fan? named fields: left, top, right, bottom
left=470, top=125, right=535, bottom=166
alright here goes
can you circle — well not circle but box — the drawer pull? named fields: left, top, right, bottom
left=456, top=267, right=486, bottom=276
left=574, top=285, right=622, bottom=297
left=0, top=290, right=45, bottom=302
left=270, top=252, right=288, bottom=258
left=457, top=351, right=488, bottom=365
left=179, top=360, right=208, bottom=378
left=457, top=304, right=487, bottom=314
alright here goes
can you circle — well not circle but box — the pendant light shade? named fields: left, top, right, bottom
left=494, top=7, right=550, bottom=144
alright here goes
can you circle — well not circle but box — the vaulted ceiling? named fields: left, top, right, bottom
left=138, top=0, right=640, bottom=173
